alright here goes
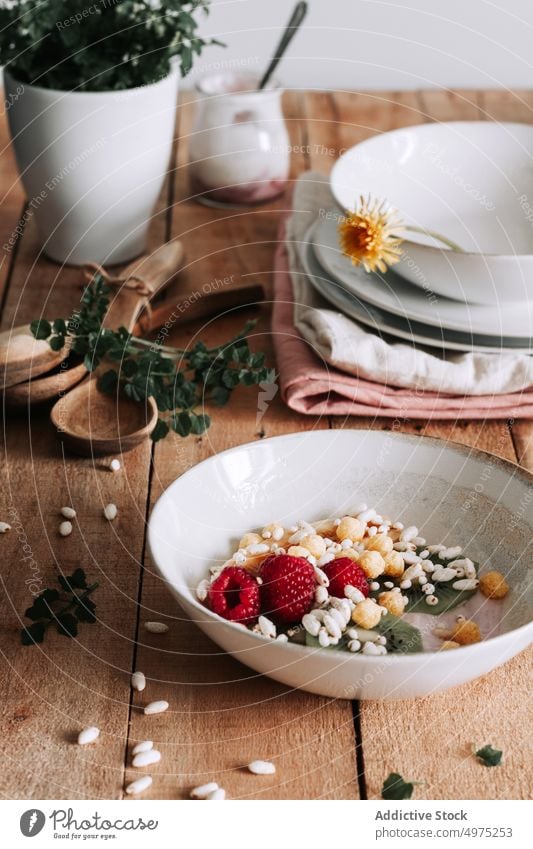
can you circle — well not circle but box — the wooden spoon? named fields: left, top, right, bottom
left=5, top=242, right=185, bottom=408
left=49, top=242, right=184, bottom=456
left=0, top=325, right=67, bottom=388
left=50, top=377, right=159, bottom=456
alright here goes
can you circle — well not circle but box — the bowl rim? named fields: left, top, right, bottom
left=148, top=429, right=533, bottom=663
left=330, top=120, right=533, bottom=259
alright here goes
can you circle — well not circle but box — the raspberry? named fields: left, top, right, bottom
left=324, top=558, right=369, bottom=599
left=260, top=554, right=315, bottom=625
left=208, top=566, right=260, bottom=625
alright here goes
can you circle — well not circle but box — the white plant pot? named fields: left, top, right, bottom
left=4, top=68, right=179, bottom=265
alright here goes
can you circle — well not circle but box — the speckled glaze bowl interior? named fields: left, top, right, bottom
left=148, top=430, right=533, bottom=699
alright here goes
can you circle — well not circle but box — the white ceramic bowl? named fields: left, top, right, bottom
left=148, top=430, right=532, bottom=700
left=330, top=122, right=533, bottom=305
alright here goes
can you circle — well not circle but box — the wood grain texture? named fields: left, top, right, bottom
left=0, top=89, right=531, bottom=801
left=0, top=125, right=170, bottom=797
left=123, top=94, right=359, bottom=801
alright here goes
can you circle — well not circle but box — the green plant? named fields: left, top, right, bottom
left=21, top=568, right=98, bottom=645
left=0, top=1, right=218, bottom=91
left=31, top=273, right=275, bottom=442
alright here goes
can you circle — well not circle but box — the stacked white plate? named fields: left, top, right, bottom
left=304, top=122, right=533, bottom=354
left=305, top=217, right=533, bottom=354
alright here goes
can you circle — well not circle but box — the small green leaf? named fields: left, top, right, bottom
left=172, top=411, right=192, bottom=437
left=84, top=353, right=98, bottom=372
left=74, top=599, right=97, bottom=624
left=475, top=745, right=503, bottom=767
left=190, top=412, right=210, bottom=434
left=49, top=334, right=65, bottom=352
left=56, top=613, right=78, bottom=638
left=98, top=369, right=118, bottom=394
left=211, top=386, right=230, bottom=406
left=58, top=570, right=88, bottom=592
left=382, top=772, right=416, bottom=800
left=21, top=622, right=46, bottom=645
left=30, top=319, right=51, bottom=340
left=151, top=418, right=169, bottom=442
left=53, top=318, right=67, bottom=335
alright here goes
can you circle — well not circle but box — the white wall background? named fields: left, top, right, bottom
left=188, top=0, right=533, bottom=90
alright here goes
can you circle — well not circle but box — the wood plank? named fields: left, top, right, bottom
left=0, top=132, right=171, bottom=798
left=124, top=94, right=359, bottom=800
left=318, top=89, right=528, bottom=801
left=478, top=89, right=533, bottom=475
left=0, top=98, right=25, bottom=298
left=417, top=89, right=483, bottom=122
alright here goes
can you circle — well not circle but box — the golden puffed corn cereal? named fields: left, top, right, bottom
left=479, top=570, right=509, bottom=600
left=357, top=550, right=386, bottom=579
left=383, top=550, right=405, bottom=578
left=334, top=548, right=359, bottom=561
left=451, top=619, right=481, bottom=645
left=241, top=553, right=271, bottom=575
left=365, top=533, right=394, bottom=556
left=378, top=589, right=407, bottom=617
left=299, top=534, right=326, bottom=558
left=336, top=516, right=365, bottom=543
left=351, top=598, right=383, bottom=630
left=287, top=545, right=312, bottom=559
left=312, top=519, right=338, bottom=537
left=239, top=532, right=262, bottom=549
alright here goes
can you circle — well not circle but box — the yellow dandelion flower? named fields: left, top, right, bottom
left=338, top=195, right=404, bottom=274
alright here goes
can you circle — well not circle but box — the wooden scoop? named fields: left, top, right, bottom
left=4, top=242, right=185, bottom=408
left=49, top=242, right=183, bottom=456
left=0, top=325, right=67, bottom=388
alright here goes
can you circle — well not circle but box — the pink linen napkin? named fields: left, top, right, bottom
left=272, top=234, right=533, bottom=421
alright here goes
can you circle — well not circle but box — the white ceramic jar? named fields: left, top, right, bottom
left=189, top=72, right=290, bottom=206
left=4, top=67, right=180, bottom=265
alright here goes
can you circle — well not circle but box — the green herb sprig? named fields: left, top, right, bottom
left=31, top=273, right=274, bottom=442
left=381, top=772, right=423, bottom=800
left=21, top=568, right=98, bottom=645
left=475, top=744, right=503, bottom=767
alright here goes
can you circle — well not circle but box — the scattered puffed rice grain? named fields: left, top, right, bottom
left=110, top=459, right=121, bottom=472
left=190, top=782, right=219, bottom=799
left=207, top=788, right=226, bottom=800
left=452, top=578, right=479, bottom=591
left=425, top=595, right=439, bottom=606
left=196, top=579, right=209, bottom=602
left=125, top=775, right=152, bottom=795
left=132, top=740, right=153, bottom=756
left=77, top=726, right=100, bottom=745
left=315, top=585, right=329, bottom=605
left=59, top=521, right=73, bottom=537
left=0, top=522, right=11, bottom=533
left=302, top=613, right=321, bottom=636
left=132, top=749, right=161, bottom=768
left=257, top=615, right=276, bottom=639
left=60, top=507, right=76, bottom=519
left=131, top=671, right=146, bottom=692
left=248, top=760, right=276, bottom=775
left=144, top=700, right=169, bottom=716
left=103, top=503, right=117, bottom=521
left=144, top=621, right=169, bottom=634
left=400, top=525, right=418, bottom=543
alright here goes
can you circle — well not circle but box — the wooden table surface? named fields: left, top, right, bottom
left=1, top=88, right=532, bottom=801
